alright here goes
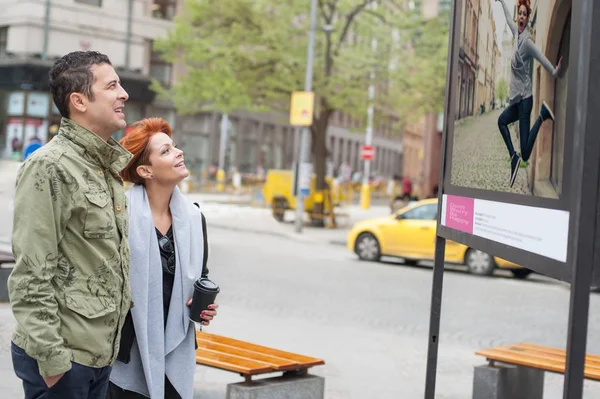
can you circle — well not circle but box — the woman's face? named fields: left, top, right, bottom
left=145, top=132, right=189, bottom=185
left=518, top=5, right=529, bottom=33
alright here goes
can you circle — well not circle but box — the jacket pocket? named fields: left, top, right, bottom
left=83, top=191, right=115, bottom=239
left=65, top=291, right=116, bottom=319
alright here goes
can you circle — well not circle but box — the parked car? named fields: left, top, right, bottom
left=346, top=198, right=532, bottom=278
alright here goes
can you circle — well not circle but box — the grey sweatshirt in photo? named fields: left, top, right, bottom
left=499, top=0, right=559, bottom=104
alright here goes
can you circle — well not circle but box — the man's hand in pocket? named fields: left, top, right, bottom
left=43, top=372, right=65, bottom=388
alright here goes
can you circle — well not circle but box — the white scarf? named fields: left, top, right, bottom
left=110, top=184, right=204, bottom=398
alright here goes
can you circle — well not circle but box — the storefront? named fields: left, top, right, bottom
left=0, top=61, right=156, bottom=159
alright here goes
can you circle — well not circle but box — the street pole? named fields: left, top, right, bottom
left=217, top=113, right=229, bottom=192
left=125, top=0, right=134, bottom=69
left=360, top=7, right=378, bottom=210
left=41, top=0, right=51, bottom=61
left=294, top=0, right=318, bottom=233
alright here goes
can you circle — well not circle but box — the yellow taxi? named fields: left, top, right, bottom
left=347, top=198, right=532, bottom=278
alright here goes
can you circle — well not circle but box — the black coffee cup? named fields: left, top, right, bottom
left=189, top=278, right=220, bottom=323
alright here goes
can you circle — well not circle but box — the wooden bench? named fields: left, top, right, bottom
left=0, top=250, right=15, bottom=266
left=195, top=331, right=325, bottom=398
left=473, top=343, right=600, bottom=399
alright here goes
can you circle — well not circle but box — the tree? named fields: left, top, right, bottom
left=496, top=78, right=508, bottom=105
left=153, top=0, right=448, bottom=223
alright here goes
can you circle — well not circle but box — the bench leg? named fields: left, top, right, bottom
left=472, top=364, right=544, bottom=399
left=227, top=373, right=324, bottom=399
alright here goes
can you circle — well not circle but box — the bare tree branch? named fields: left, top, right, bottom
left=326, top=0, right=338, bottom=16
left=335, top=0, right=378, bottom=55
left=318, top=0, right=332, bottom=23
left=365, top=9, right=388, bottom=24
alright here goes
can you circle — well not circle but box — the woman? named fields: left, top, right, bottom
left=496, top=0, right=564, bottom=187
left=108, top=118, right=218, bottom=398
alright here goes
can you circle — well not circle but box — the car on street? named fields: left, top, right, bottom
left=347, top=198, right=532, bottom=278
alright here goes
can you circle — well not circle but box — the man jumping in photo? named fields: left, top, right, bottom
left=496, top=0, right=564, bottom=187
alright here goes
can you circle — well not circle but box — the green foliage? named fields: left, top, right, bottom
left=154, top=0, right=450, bottom=127
left=496, top=78, right=508, bottom=104
left=386, top=10, right=450, bottom=124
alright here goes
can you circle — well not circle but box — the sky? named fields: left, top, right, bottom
left=490, top=0, right=516, bottom=54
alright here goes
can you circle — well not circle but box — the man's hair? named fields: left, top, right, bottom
left=48, top=51, right=112, bottom=118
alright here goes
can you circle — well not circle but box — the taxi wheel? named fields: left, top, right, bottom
left=465, top=249, right=495, bottom=276
left=511, top=268, right=532, bottom=279
left=355, top=233, right=381, bottom=262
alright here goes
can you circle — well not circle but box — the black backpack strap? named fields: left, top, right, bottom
left=194, top=202, right=209, bottom=278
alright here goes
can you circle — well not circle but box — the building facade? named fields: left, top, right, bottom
left=497, top=24, right=513, bottom=104
left=0, top=0, right=175, bottom=159
left=526, top=0, right=570, bottom=199
left=456, top=0, right=480, bottom=120
left=475, top=0, right=499, bottom=115
left=0, top=0, right=403, bottom=182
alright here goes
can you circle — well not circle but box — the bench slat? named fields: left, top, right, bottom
left=476, top=344, right=600, bottom=368
left=515, top=343, right=600, bottom=364
left=0, top=254, right=14, bottom=264
left=195, top=349, right=276, bottom=375
left=197, top=340, right=303, bottom=371
left=196, top=332, right=324, bottom=368
left=476, top=343, right=600, bottom=380
left=500, top=345, right=600, bottom=368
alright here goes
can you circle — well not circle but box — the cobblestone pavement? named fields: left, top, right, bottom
left=3, top=227, right=600, bottom=398
left=450, top=109, right=532, bottom=195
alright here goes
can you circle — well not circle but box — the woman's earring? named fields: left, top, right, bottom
left=150, top=175, right=154, bottom=179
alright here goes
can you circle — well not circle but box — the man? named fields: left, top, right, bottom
left=8, top=51, right=132, bottom=399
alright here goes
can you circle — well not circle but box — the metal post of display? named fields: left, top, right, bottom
left=562, top=0, right=600, bottom=396
left=424, top=0, right=460, bottom=397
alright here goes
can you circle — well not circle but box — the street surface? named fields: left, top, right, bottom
left=450, top=109, right=532, bottom=195
left=2, top=160, right=600, bottom=398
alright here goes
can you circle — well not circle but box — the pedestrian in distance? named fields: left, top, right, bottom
left=495, top=0, right=564, bottom=188
left=107, top=118, right=218, bottom=399
left=8, top=51, right=133, bottom=399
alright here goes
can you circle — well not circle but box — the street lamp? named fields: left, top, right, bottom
left=294, top=0, right=319, bottom=233
left=217, top=113, right=229, bottom=192
left=41, top=0, right=51, bottom=61
left=360, top=3, right=378, bottom=210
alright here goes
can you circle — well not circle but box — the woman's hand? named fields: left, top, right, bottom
left=186, top=299, right=219, bottom=326
left=200, top=303, right=218, bottom=326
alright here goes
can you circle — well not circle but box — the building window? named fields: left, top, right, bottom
left=0, top=27, right=7, bottom=58
left=150, top=45, right=172, bottom=87
left=152, top=0, right=177, bottom=20
left=75, top=0, right=102, bottom=6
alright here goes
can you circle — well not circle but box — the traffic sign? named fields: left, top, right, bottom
left=289, top=91, right=314, bottom=126
left=360, top=145, right=375, bottom=161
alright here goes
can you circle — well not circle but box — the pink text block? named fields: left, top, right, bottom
left=445, top=195, right=474, bottom=234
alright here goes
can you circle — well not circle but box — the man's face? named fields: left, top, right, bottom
left=85, top=63, right=129, bottom=137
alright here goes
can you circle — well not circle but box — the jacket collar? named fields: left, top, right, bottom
left=57, top=118, right=132, bottom=174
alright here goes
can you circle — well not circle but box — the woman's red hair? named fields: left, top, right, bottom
left=119, top=117, right=172, bottom=185
left=518, top=0, right=531, bottom=17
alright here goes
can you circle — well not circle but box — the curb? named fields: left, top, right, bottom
left=206, top=222, right=347, bottom=247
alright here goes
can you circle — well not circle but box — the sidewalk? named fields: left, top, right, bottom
left=200, top=202, right=391, bottom=247
left=450, top=109, right=532, bottom=195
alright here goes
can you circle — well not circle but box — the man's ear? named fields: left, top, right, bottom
left=69, top=92, right=87, bottom=114
left=136, top=165, right=153, bottom=180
